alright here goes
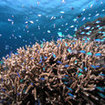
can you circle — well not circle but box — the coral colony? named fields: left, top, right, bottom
left=0, top=18, right=105, bottom=105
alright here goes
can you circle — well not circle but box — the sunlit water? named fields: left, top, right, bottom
left=0, top=0, right=105, bottom=59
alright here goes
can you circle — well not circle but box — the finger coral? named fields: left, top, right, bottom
left=0, top=38, right=105, bottom=105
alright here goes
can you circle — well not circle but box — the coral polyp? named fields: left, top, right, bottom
left=0, top=39, right=105, bottom=105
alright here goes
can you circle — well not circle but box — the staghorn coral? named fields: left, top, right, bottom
left=0, top=38, right=105, bottom=105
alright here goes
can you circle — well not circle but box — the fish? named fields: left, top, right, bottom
left=57, top=61, right=62, bottom=64
left=20, top=79, right=24, bottom=83
left=52, top=53, right=56, bottom=58
left=67, top=87, right=73, bottom=92
left=67, top=49, right=72, bottom=53
left=40, top=77, right=45, bottom=80
left=67, top=93, right=74, bottom=97
left=65, top=75, right=69, bottom=77
left=84, top=26, right=91, bottom=30
left=78, top=73, right=83, bottom=77
left=84, top=67, right=87, bottom=71
left=95, top=39, right=101, bottom=42
left=91, top=65, right=100, bottom=69
left=99, top=73, right=105, bottom=76
left=98, top=92, right=105, bottom=98
left=64, top=65, right=70, bottom=68
left=96, top=87, right=105, bottom=92
left=81, top=32, right=85, bottom=34
left=57, top=32, right=64, bottom=37
left=86, top=52, right=92, bottom=56
left=79, top=50, right=86, bottom=54
left=78, top=68, right=83, bottom=72
left=65, top=42, right=68, bottom=47
left=44, top=56, right=48, bottom=59
left=95, top=53, right=102, bottom=57
left=17, top=72, right=20, bottom=78
left=96, top=20, right=101, bottom=23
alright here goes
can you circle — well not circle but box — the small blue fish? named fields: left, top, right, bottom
left=98, top=27, right=102, bottom=30
left=20, top=79, right=24, bottom=83
left=98, top=92, right=105, bottom=98
left=68, top=93, right=74, bottom=97
left=0, top=61, right=3, bottom=65
left=64, top=65, right=69, bottom=68
left=85, top=40, right=88, bottom=43
left=91, top=65, right=100, bottom=69
left=39, top=60, right=42, bottom=64
left=78, top=68, right=83, bottom=72
left=65, top=75, right=69, bottom=77
left=79, top=50, right=86, bottom=54
left=43, top=68, right=45, bottom=71
left=40, top=77, right=45, bottom=80
left=67, top=48, right=72, bottom=53
left=84, top=26, right=90, bottom=30
left=67, top=87, right=73, bottom=92
left=44, top=56, right=48, bottom=59
left=41, top=43, right=43, bottom=48
left=17, top=72, right=20, bottom=78
left=86, top=52, right=92, bottom=56
left=96, top=25, right=100, bottom=27
left=15, top=53, right=18, bottom=55
left=95, top=53, right=102, bottom=57
left=95, top=39, right=101, bottom=42
left=75, top=60, right=77, bottom=64
left=76, top=72, right=82, bottom=77
left=63, top=82, right=68, bottom=84
left=65, top=42, right=68, bottom=47
left=86, top=32, right=90, bottom=35
left=101, top=39, right=104, bottom=42
left=52, top=53, right=56, bottom=58
left=98, top=31, right=102, bottom=33
left=87, top=38, right=90, bottom=40
left=91, top=27, right=94, bottom=30
left=84, top=67, right=87, bottom=71
left=103, top=34, right=105, bottom=36
left=57, top=61, right=62, bottom=64
left=96, top=20, right=100, bottom=23
left=96, top=87, right=104, bottom=92
left=81, top=32, right=85, bottom=34
left=99, top=74, right=105, bottom=76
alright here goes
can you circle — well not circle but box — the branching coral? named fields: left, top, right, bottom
left=0, top=38, right=105, bottom=105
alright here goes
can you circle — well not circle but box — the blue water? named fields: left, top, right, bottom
left=0, top=0, right=105, bottom=59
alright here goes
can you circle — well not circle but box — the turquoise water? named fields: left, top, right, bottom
left=0, top=0, right=105, bottom=59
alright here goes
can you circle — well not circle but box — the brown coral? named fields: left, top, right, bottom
left=0, top=38, right=105, bottom=105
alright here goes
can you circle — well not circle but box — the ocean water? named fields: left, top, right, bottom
left=0, top=0, right=105, bottom=59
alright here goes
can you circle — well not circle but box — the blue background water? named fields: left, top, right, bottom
left=0, top=0, right=105, bottom=59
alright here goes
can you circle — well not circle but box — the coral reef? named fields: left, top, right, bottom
left=0, top=38, right=105, bottom=105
